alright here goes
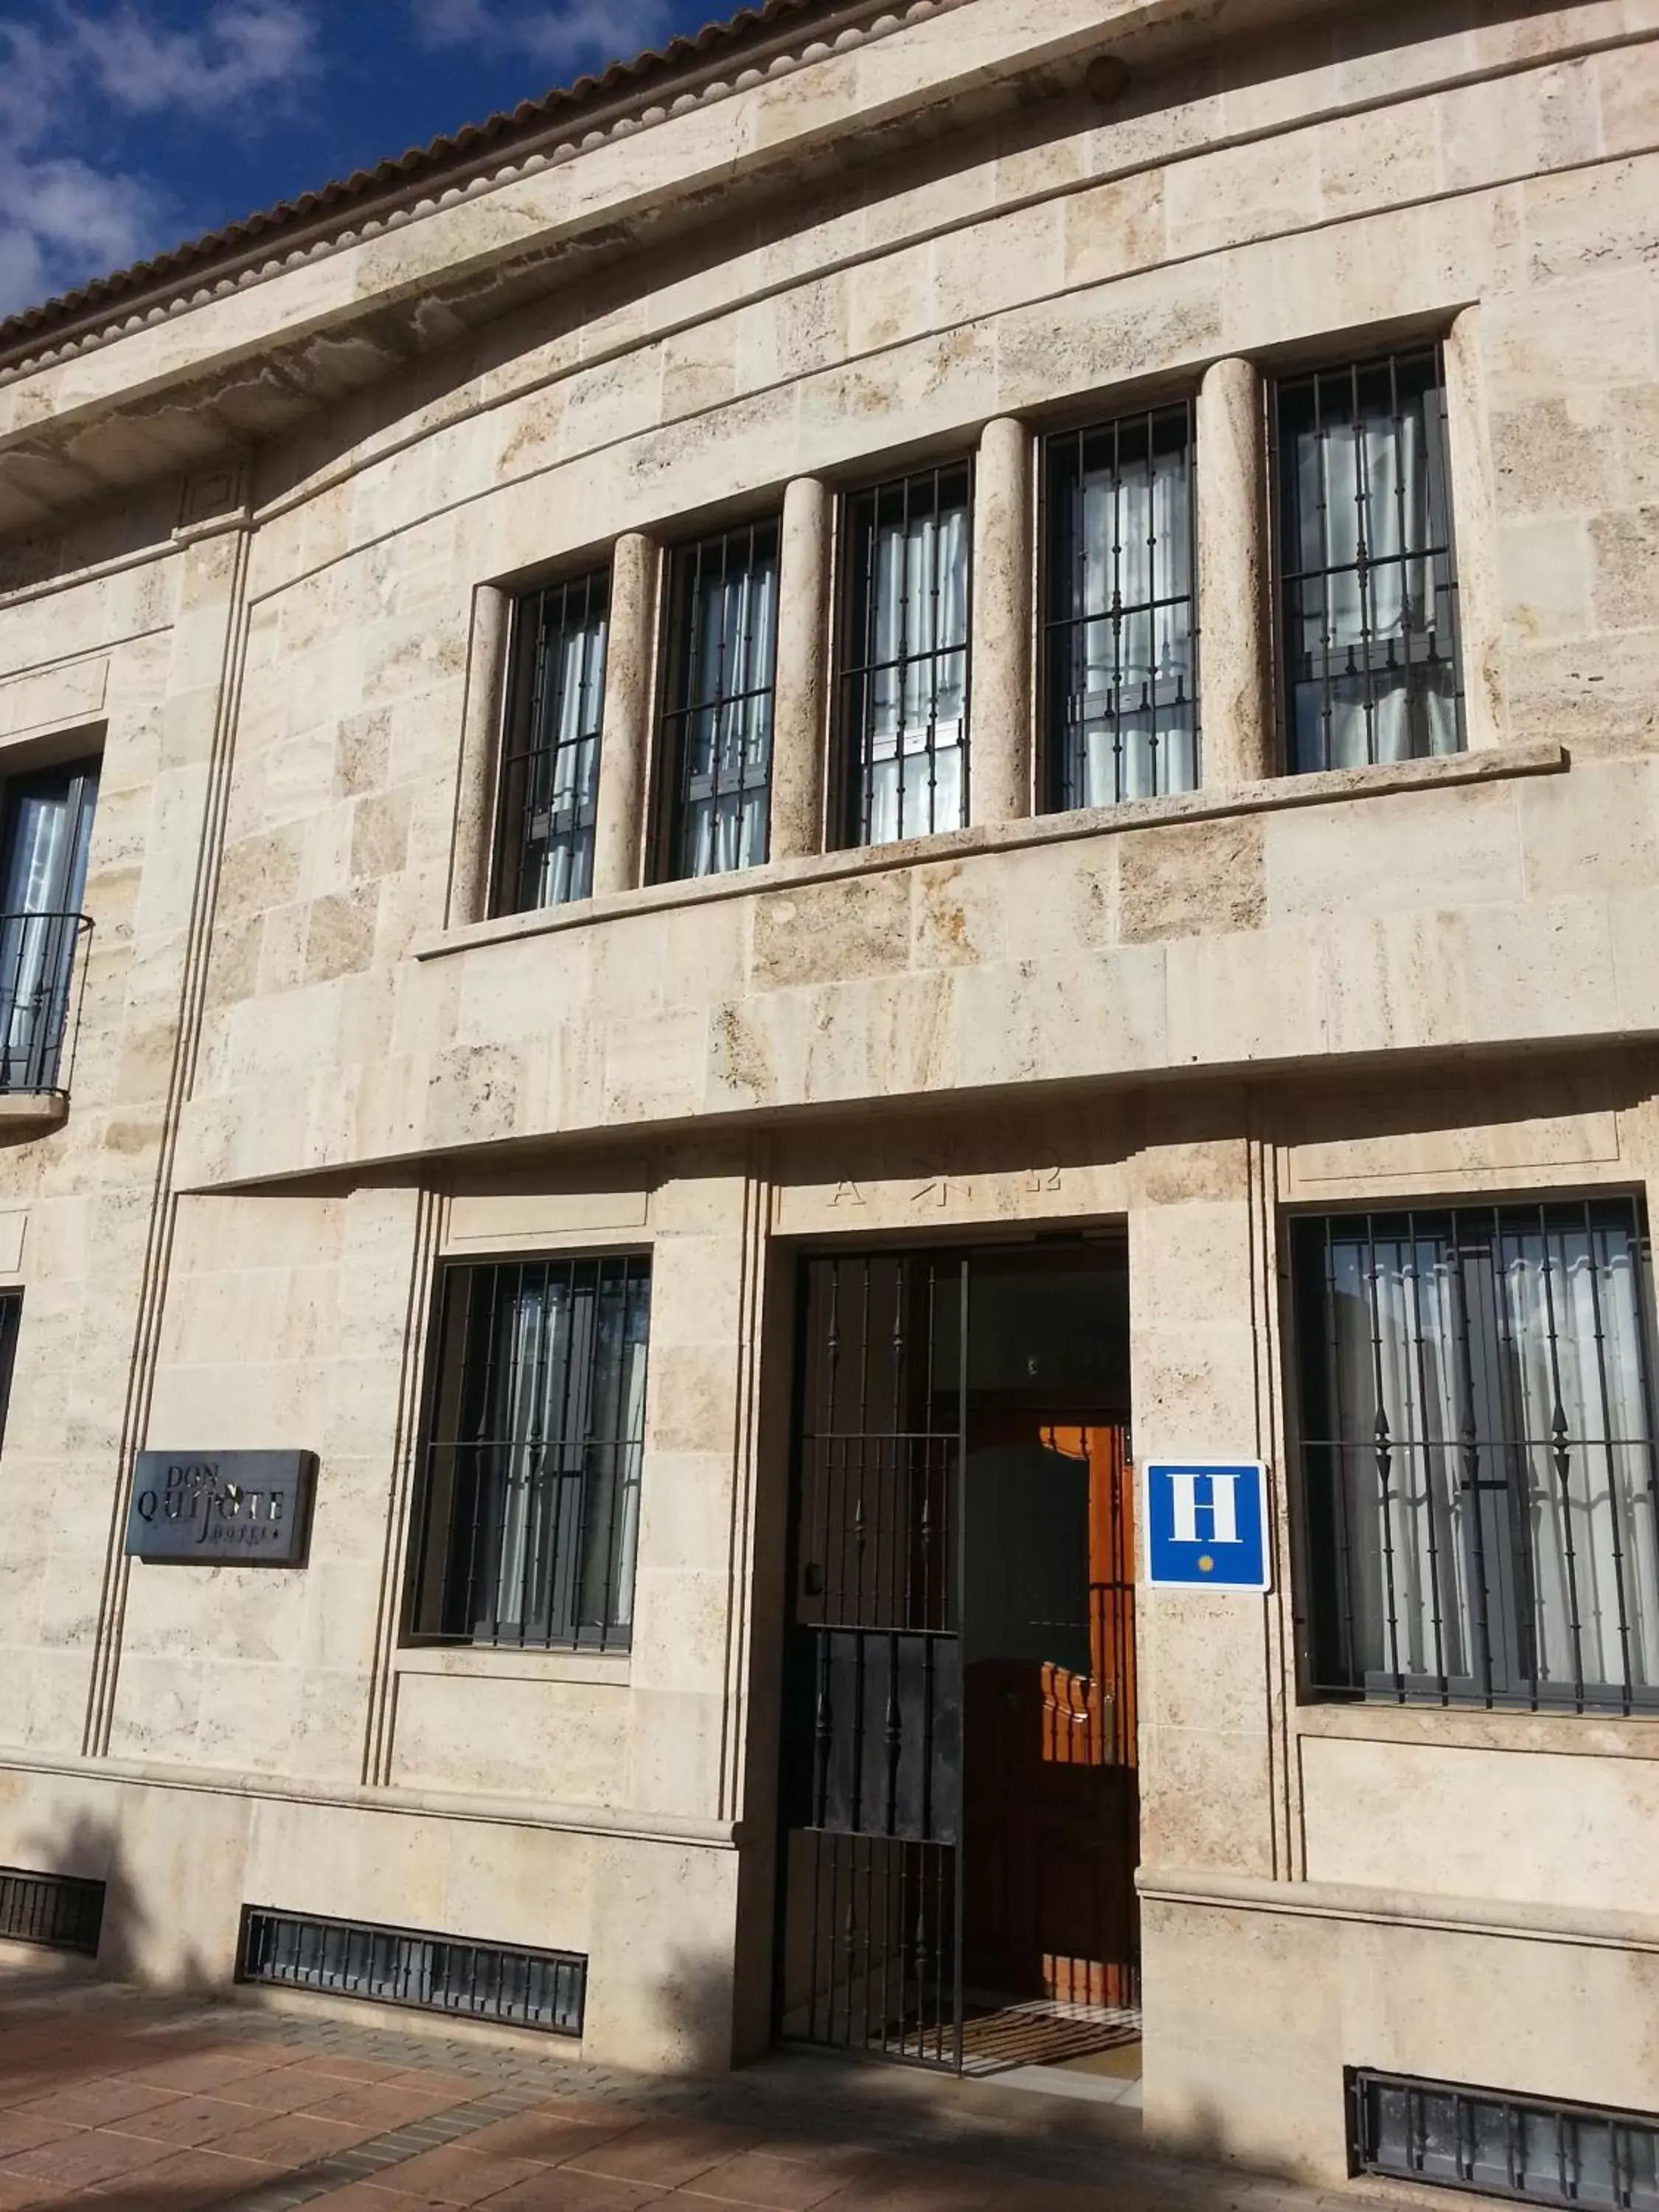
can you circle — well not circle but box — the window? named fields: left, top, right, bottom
left=0, top=1291, right=18, bottom=1450
left=1274, top=344, right=1464, bottom=773
left=1043, top=403, right=1198, bottom=810
left=409, top=1254, right=650, bottom=1650
left=493, top=572, right=608, bottom=914
left=1291, top=1199, right=1659, bottom=1713
left=1350, top=2070, right=1659, bottom=2212
left=840, top=462, right=971, bottom=846
left=0, top=757, right=97, bottom=1094
left=660, top=520, right=779, bottom=879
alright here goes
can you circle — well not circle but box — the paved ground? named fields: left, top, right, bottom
left=0, top=1968, right=1390, bottom=2212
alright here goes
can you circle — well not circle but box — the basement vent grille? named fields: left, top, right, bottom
left=0, top=1865, right=105, bottom=1955
left=1351, top=2071, right=1659, bottom=2211
left=239, top=1907, right=585, bottom=2037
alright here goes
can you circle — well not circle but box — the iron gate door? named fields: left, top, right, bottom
left=776, top=1252, right=967, bottom=2066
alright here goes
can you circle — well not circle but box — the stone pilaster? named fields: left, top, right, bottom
left=591, top=532, right=659, bottom=897
left=769, top=477, right=832, bottom=860
left=969, top=416, right=1034, bottom=826
left=1197, top=356, right=1273, bottom=787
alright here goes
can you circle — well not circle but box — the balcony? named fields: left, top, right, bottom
left=0, top=911, right=92, bottom=1125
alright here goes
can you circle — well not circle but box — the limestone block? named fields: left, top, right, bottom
left=1502, top=516, right=1593, bottom=641
left=996, top=264, right=1222, bottom=416
left=1489, top=392, right=1616, bottom=518
left=1166, top=131, right=1321, bottom=259
left=748, top=872, right=909, bottom=992
left=1518, top=757, right=1659, bottom=896
left=1319, top=95, right=1440, bottom=212
left=1597, top=35, right=1659, bottom=156
left=624, top=1681, right=725, bottom=1811
left=1303, top=1734, right=1659, bottom=1915
left=1138, top=1720, right=1276, bottom=1877
left=1121, top=818, right=1266, bottom=945
left=1061, top=168, right=1166, bottom=288
left=1265, top=779, right=1526, bottom=921
left=389, top=1672, right=626, bottom=1802
left=1525, top=153, right=1659, bottom=286
left=1506, top=628, right=1659, bottom=753
left=954, top=944, right=1166, bottom=1090
left=1589, top=504, right=1659, bottom=630
left=1439, top=59, right=1599, bottom=192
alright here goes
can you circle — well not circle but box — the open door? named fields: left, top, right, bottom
left=961, top=1420, right=1138, bottom=2011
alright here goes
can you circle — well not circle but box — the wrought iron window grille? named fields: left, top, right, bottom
left=1291, top=1199, right=1659, bottom=1714
left=0, top=1866, right=104, bottom=1955
left=1043, top=402, right=1200, bottom=810
left=240, top=1907, right=585, bottom=2037
left=779, top=1253, right=968, bottom=2068
left=0, top=911, right=92, bottom=1098
left=1350, top=2069, right=1659, bottom=2211
left=493, top=570, right=609, bottom=915
left=1273, top=344, right=1467, bottom=775
left=659, top=518, right=780, bottom=880
left=408, top=1254, right=650, bottom=1652
left=839, top=463, right=973, bottom=849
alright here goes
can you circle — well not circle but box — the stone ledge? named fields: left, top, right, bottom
left=0, top=1091, right=68, bottom=1129
left=394, top=1646, right=632, bottom=1688
left=0, top=1747, right=737, bottom=1851
left=1136, top=1866, right=1659, bottom=1954
left=417, top=741, right=1569, bottom=964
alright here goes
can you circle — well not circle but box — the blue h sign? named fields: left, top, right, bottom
left=1144, top=1460, right=1271, bottom=1592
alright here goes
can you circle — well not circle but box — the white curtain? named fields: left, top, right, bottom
left=1071, top=442, right=1196, bottom=804
left=531, top=608, right=606, bottom=909
left=681, top=549, right=777, bottom=877
left=1292, top=406, right=1459, bottom=769
left=1323, top=1222, right=1659, bottom=1700
left=866, top=501, right=968, bottom=843
left=484, top=1267, right=648, bottom=1641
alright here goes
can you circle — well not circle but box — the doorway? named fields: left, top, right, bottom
left=774, top=1243, right=1140, bottom=2081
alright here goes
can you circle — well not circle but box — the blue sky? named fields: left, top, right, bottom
left=0, top=0, right=728, bottom=319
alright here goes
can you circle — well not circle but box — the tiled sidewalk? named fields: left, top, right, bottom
left=0, top=1971, right=1386, bottom=2212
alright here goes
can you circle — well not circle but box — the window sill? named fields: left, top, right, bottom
left=394, top=1644, right=631, bottom=1687
left=1294, top=1697, right=1659, bottom=1761
left=414, top=740, right=1567, bottom=964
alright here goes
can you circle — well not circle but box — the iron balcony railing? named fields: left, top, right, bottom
left=0, top=911, right=92, bottom=1100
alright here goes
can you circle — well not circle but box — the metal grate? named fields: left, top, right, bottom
left=1043, top=403, right=1198, bottom=810
left=1292, top=1198, right=1659, bottom=1713
left=408, top=1254, right=650, bottom=1652
left=0, top=1290, right=19, bottom=1451
left=661, top=519, right=779, bottom=880
left=1351, top=2070, right=1659, bottom=2211
left=778, top=1253, right=967, bottom=2068
left=240, top=1908, right=585, bottom=2037
left=1274, top=344, right=1465, bottom=773
left=0, top=912, right=92, bottom=1096
left=0, top=1865, right=104, bottom=1955
left=493, top=570, right=609, bottom=914
left=840, top=463, right=972, bottom=847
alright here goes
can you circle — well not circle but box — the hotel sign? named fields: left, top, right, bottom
left=125, top=1452, right=317, bottom=1566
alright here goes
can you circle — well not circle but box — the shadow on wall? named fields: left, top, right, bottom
left=18, top=1806, right=216, bottom=1998
left=652, top=1939, right=742, bottom=2077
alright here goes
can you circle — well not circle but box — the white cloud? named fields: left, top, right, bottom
left=411, top=0, right=675, bottom=72
left=0, top=1, right=317, bottom=319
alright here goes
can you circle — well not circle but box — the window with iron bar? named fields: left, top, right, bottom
left=1350, top=2069, right=1659, bottom=2212
left=493, top=570, right=609, bottom=914
left=839, top=462, right=972, bottom=847
left=1291, top=1198, right=1659, bottom=1714
left=659, top=518, right=779, bottom=880
left=1273, top=344, right=1466, bottom=774
left=240, top=1907, right=585, bottom=2037
left=1043, top=402, right=1199, bottom=810
left=408, top=1253, right=650, bottom=1652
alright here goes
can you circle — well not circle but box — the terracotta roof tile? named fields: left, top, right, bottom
left=0, top=0, right=852, bottom=361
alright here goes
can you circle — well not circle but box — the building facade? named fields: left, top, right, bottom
left=1, top=0, right=1658, bottom=2187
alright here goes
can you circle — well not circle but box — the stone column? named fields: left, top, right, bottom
left=591, top=532, right=659, bottom=897
left=769, top=477, right=832, bottom=860
left=1197, top=356, right=1273, bottom=787
left=970, top=415, right=1034, bottom=827
left=448, top=585, right=509, bottom=927
left=1442, top=305, right=1505, bottom=750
